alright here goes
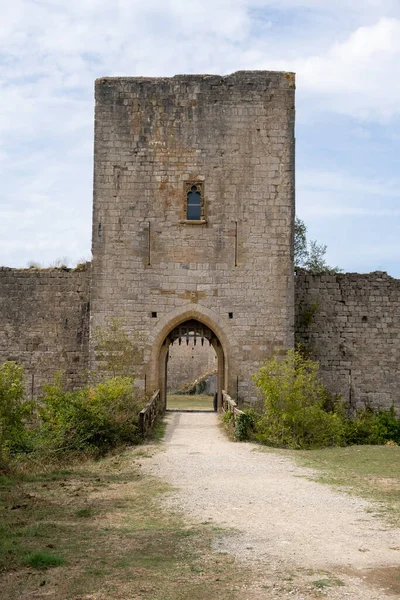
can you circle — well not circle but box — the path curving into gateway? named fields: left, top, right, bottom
left=142, top=412, right=400, bottom=599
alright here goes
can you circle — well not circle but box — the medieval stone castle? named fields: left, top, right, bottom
left=0, top=71, right=399, bottom=410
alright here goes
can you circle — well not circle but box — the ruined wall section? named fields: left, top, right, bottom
left=91, top=71, right=295, bottom=401
left=295, top=271, right=400, bottom=411
left=0, top=267, right=90, bottom=396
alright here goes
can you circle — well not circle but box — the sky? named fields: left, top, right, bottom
left=1, top=0, right=399, bottom=276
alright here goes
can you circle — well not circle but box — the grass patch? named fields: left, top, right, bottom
left=23, top=551, right=65, bottom=569
left=313, top=578, right=330, bottom=589
left=312, top=576, right=344, bottom=589
left=148, top=418, right=167, bottom=441
left=0, top=446, right=258, bottom=600
left=292, top=445, right=400, bottom=526
left=167, top=393, right=214, bottom=411
left=75, top=508, right=97, bottom=518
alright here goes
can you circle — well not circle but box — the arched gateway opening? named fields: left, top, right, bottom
left=167, top=322, right=217, bottom=411
left=158, top=318, right=226, bottom=412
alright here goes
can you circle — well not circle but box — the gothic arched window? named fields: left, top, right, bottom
left=186, top=184, right=202, bottom=220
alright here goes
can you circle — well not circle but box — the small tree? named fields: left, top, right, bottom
left=0, top=362, right=31, bottom=462
left=95, top=319, right=142, bottom=378
left=294, top=216, right=341, bottom=273
left=294, top=216, right=308, bottom=267
left=253, top=349, right=345, bottom=449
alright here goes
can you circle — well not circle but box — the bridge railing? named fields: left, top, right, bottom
left=222, top=390, right=244, bottom=421
left=139, top=389, right=163, bottom=439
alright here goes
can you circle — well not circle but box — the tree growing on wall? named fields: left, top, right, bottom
left=294, top=216, right=341, bottom=273
left=95, top=319, right=142, bottom=378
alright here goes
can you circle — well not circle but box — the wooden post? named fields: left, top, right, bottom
left=159, top=340, right=170, bottom=409
left=215, top=344, right=224, bottom=413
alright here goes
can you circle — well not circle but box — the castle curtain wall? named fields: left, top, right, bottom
left=0, top=267, right=90, bottom=395
left=0, top=267, right=399, bottom=409
left=295, top=271, right=400, bottom=411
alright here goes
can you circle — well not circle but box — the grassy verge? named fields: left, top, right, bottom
left=287, top=445, right=400, bottom=526
left=3, top=440, right=398, bottom=599
left=167, top=394, right=214, bottom=411
left=0, top=445, right=258, bottom=600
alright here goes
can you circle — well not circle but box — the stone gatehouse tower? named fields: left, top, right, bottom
left=90, top=71, right=296, bottom=407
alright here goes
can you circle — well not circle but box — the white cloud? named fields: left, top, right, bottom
left=302, top=206, right=400, bottom=218
left=0, top=0, right=399, bottom=273
left=259, top=17, right=400, bottom=121
left=297, top=168, right=400, bottom=223
left=298, top=169, right=400, bottom=200
left=299, top=17, right=400, bottom=120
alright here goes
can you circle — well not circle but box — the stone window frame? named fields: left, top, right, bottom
left=179, top=180, right=207, bottom=224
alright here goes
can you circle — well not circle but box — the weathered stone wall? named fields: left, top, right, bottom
left=90, top=71, right=296, bottom=402
left=295, top=271, right=400, bottom=411
left=0, top=267, right=90, bottom=396
left=2, top=72, right=399, bottom=411
left=167, top=339, right=217, bottom=391
left=1, top=266, right=399, bottom=410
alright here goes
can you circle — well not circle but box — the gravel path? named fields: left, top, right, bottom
left=142, top=412, right=400, bottom=598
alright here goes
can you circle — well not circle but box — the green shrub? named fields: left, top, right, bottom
left=234, top=410, right=259, bottom=441
left=0, top=362, right=32, bottom=463
left=221, top=408, right=235, bottom=438
left=344, top=407, right=384, bottom=445
left=376, top=407, right=400, bottom=444
left=344, top=406, right=400, bottom=446
left=36, top=376, right=142, bottom=455
left=253, top=350, right=400, bottom=450
left=222, top=408, right=234, bottom=425
left=253, top=350, right=345, bottom=449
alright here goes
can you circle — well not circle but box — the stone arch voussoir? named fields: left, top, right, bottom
left=146, top=304, right=237, bottom=394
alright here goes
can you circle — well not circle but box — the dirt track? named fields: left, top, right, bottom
left=143, top=412, right=400, bottom=599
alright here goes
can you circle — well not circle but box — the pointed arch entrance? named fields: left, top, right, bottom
left=161, top=319, right=224, bottom=410
left=147, top=308, right=230, bottom=413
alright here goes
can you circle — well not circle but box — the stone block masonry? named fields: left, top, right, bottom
left=295, top=271, right=400, bottom=411
left=0, top=267, right=90, bottom=396
left=0, top=265, right=399, bottom=410
left=90, top=71, right=296, bottom=403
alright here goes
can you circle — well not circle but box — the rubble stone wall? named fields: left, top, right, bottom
left=0, top=267, right=90, bottom=396
left=295, top=271, right=400, bottom=411
left=0, top=266, right=399, bottom=410
left=2, top=69, right=398, bottom=411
